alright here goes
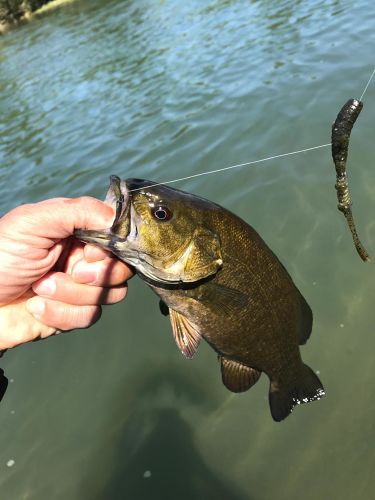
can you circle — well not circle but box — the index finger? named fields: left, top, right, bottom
left=1, top=197, right=115, bottom=243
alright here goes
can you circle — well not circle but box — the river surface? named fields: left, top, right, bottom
left=1, top=1, right=375, bottom=499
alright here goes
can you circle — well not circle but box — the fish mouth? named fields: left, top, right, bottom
left=74, top=175, right=132, bottom=248
left=108, top=175, right=130, bottom=228
left=74, top=176, right=168, bottom=276
left=73, top=227, right=115, bottom=248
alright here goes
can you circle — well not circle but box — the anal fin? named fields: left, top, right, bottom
left=169, top=309, right=201, bottom=359
left=220, top=356, right=261, bottom=393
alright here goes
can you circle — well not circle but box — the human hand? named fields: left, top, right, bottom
left=0, top=197, right=133, bottom=350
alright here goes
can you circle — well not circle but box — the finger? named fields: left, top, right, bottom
left=32, top=272, right=128, bottom=306
left=83, top=244, right=112, bottom=263
left=5, top=197, right=115, bottom=242
left=0, top=292, right=57, bottom=348
left=26, top=297, right=102, bottom=331
left=71, top=257, right=133, bottom=286
left=37, top=196, right=116, bottom=232
left=59, top=239, right=85, bottom=274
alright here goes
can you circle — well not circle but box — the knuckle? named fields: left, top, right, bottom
left=56, top=302, right=101, bottom=329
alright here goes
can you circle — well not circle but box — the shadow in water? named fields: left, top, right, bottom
left=0, top=368, right=8, bottom=403
left=94, top=407, right=250, bottom=500
left=84, top=363, right=252, bottom=500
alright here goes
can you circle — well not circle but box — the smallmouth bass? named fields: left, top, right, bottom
left=75, top=176, right=324, bottom=421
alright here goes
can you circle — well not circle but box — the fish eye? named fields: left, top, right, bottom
left=152, top=206, right=173, bottom=221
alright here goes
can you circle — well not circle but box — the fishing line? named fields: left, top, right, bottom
left=129, top=143, right=332, bottom=192
left=359, top=66, right=375, bottom=101
left=129, top=66, right=375, bottom=193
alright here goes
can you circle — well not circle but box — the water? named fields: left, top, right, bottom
left=1, top=0, right=374, bottom=498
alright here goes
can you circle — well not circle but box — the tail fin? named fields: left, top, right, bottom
left=269, top=364, right=324, bottom=422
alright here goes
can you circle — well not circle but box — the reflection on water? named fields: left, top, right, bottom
left=1, top=0, right=375, bottom=499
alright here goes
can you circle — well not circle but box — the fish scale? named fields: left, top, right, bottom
left=75, top=176, right=324, bottom=422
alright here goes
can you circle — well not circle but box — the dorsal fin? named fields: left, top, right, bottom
left=220, top=356, right=261, bottom=393
left=169, top=309, right=201, bottom=359
left=298, top=296, right=313, bottom=345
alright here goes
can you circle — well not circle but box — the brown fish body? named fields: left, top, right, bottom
left=152, top=201, right=309, bottom=381
left=75, top=177, right=324, bottom=421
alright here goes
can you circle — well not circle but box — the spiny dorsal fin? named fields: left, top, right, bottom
left=169, top=309, right=201, bottom=359
left=220, top=356, right=261, bottom=393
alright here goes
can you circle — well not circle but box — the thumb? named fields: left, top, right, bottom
left=1, top=197, right=115, bottom=242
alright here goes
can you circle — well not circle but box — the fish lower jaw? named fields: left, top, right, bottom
left=136, top=263, right=182, bottom=285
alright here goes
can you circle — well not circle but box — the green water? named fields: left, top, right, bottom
left=1, top=0, right=374, bottom=498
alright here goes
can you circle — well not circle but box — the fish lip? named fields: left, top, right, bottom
left=74, top=175, right=154, bottom=260
left=109, top=176, right=131, bottom=229
left=75, top=176, right=135, bottom=249
left=74, top=228, right=118, bottom=248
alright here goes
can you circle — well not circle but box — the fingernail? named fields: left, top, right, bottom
left=33, top=278, right=56, bottom=297
left=26, top=298, right=46, bottom=319
left=72, top=262, right=99, bottom=284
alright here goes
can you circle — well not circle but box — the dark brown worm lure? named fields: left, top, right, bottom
left=331, top=98, right=370, bottom=262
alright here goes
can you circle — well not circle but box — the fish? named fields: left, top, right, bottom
left=75, top=176, right=324, bottom=422
left=331, top=98, right=370, bottom=262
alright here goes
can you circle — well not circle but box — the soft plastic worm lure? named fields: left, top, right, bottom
left=331, top=98, right=370, bottom=262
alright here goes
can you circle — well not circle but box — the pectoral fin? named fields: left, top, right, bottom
left=200, top=282, right=248, bottom=315
left=220, top=356, right=261, bottom=393
left=169, top=309, right=201, bottom=359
